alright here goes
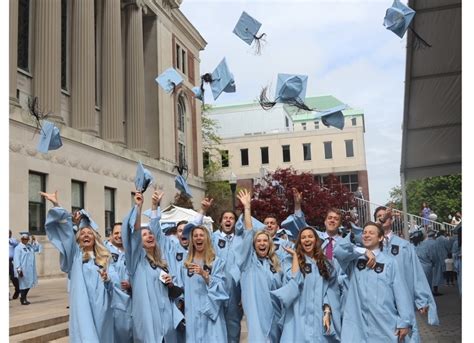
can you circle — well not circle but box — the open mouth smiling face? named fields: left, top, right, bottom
left=300, top=229, right=316, bottom=254
left=141, top=229, right=156, bottom=250
left=254, top=233, right=270, bottom=258
left=192, top=228, right=206, bottom=253
left=79, top=227, right=96, bottom=250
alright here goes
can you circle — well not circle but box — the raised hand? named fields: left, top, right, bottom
left=98, top=268, right=110, bottom=282
left=134, top=191, right=144, bottom=207
left=121, top=280, right=131, bottom=291
left=365, top=249, right=376, bottom=269
left=282, top=246, right=297, bottom=257
left=151, top=190, right=164, bottom=210
left=39, top=191, right=59, bottom=207
left=237, top=189, right=251, bottom=209
left=201, top=197, right=214, bottom=214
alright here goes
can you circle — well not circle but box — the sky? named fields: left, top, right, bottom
left=181, top=0, right=409, bottom=206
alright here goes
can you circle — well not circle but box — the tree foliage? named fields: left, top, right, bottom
left=245, top=167, right=356, bottom=228
left=388, top=174, right=462, bottom=223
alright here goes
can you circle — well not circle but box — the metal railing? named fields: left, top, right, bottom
left=341, top=197, right=457, bottom=238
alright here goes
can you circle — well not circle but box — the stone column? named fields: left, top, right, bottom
left=125, top=4, right=147, bottom=154
left=71, top=0, right=97, bottom=135
left=101, top=0, right=125, bottom=145
left=9, top=0, right=20, bottom=106
left=33, top=0, right=63, bottom=122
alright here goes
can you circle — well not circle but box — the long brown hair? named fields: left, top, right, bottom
left=184, top=226, right=216, bottom=268
left=253, top=230, right=281, bottom=273
left=141, top=228, right=168, bottom=269
left=295, top=227, right=331, bottom=280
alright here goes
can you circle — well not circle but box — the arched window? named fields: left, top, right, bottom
left=177, top=95, right=187, bottom=168
left=177, top=96, right=186, bottom=133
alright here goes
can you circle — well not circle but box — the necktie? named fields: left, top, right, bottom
left=384, top=236, right=389, bottom=248
left=326, top=237, right=334, bottom=260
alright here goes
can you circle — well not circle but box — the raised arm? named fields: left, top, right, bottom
left=237, top=189, right=252, bottom=230
left=293, top=187, right=303, bottom=213
left=121, top=191, right=144, bottom=277
left=41, top=191, right=78, bottom=273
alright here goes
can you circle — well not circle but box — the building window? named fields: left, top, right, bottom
left=176, top=43, right=187, bottom=75
left=104, top=187, right=115, bottom=237
left=345, top=139, right=354, bottom=157
left=29, top=172, right=46, bottom=235
left=303, top=143, right=312, bottom=161
left=71, top=180, right=85, bottom=213
left=351, top=118, right=357, bottom=126
left=261, top=147, right=269, bottom=164
left=221, top=150, right=229, bottom=168
left=285, top=117, right=289, bottom=128
left=178, top=143, right=186, bottom=169
left=322, top=173, right=359, bottom=192
left=17, top=0, right=31, bottom=72
left=61, top=0, right=70, bottom=91
left=241, top=148, right=249, bottom=166
left=324, top=141, right=332, bottom=159
left=203, top=151, right=210, bottom=169
left=314, top=121, right=320, bottom=129
left=282, top=145, right=291, bottom=163
left=301, top=122, right=307, bottom=131
left=177, top=97, right=186, bottom=132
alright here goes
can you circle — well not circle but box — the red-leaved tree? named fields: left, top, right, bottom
left=239, top=167, right=356, bottom=229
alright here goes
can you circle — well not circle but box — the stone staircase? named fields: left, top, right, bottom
left=9, top=314, right=69, bottom=342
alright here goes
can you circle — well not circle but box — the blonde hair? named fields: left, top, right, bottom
left=76, top=228, right=111, bottom=269
left=253, top=230, right=281, bottom=272
left=142, top=228, right=168, bottom=269
left=184, top=226, right=216, bottom=268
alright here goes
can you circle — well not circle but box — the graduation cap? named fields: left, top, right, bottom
left=160, top=221, right=177, bottom=234
left=192, top=86, right=204, bottom=101
left=19, top=232, right=30, bottom=239
left=235, top=214, right=266, bottom=232
left=175, top=175, right=192, bottom=198
left=311, top=105, right=347, bottom=130
left=259, top=74, right=313, bottom=111
left=197, top=58, right=236, bottom=102
left=78, top=209, right=99, bottom=231
left=37, top=120, right=63, bottom=153
left=383, top=0, right=431, bottom=48
left=281, top=213, right=309, bottom=238
left=155, top=68, right=183, bottom=94
left=182, top=222, right=198, bottom=240
left=142, top=208, right=153, bottom=219
left=233, top=11, right=266, bottom=54
left=276, top=228, right=293, bottom=238
left=135, top=161, right=154, bottom=193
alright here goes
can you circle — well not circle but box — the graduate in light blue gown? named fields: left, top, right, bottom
left=374, top=207, right=439, bottom=342
left=104, top=223, right=133, bottom=343
left=180, top=224, right=229, bottom=342
left=334, top=221, right=414, bottom=343
left=13, top=232, right=42, bottom=305
left=211, top=209, right=243, bottom=343
left=41, top=191, right=114, bottom=343
left=415, top=231, right=439, bottom=290
left=451, top=225, right=461, bottom=296
left=271, top=227, right=342, bottom=343
left=122, top=191, right=183, bottom=343
left=235, top=189, right=284, bottom=342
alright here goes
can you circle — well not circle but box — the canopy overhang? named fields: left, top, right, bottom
left=400, top=0, right=462, bottom=181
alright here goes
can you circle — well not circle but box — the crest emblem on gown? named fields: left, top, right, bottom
left=304, top=263, right=312, bottom=274
left=111, top=253, right=119, bottom=263
left=357, top=259, right=367, bottom=270
left=391, top=244, right=399, bottom=256
left=270, top=265, right=277, bottom=274
left=374, top=262, right=385, bottom=274
left=176, top=252, right=183, bottom=261
left=218, top=239, right=226, bottom=249
left=274, top=243, right=280, bottom=250
left=203, top=265, right=212, bottom=273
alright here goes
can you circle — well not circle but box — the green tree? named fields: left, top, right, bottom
left=388, top=174, right=462, bottom=223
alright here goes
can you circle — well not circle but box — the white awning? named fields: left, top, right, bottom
left=400, top=0, right=462, bottom=181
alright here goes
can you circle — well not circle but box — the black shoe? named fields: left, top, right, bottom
left=12, top=292, right=19, bottom=300
left=432, top=292, right=443, bottom=296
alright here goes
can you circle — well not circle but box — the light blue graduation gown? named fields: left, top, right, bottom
left=451, top=237, right=461, bottom=295
left=45, top=207, right=114, bottom=343
left=122, top=206, right=183, bottom=343
left=272, top=236, right=293, bottom=261
left=211, top=229, right=244, bottom=343
left=434, top=236, right=450, bottom=285
left=334, top=235, right=414, bottom=343
left=415, top=239, right=438, bottom=289
left=384, top=234, right=439, bottom=342
left=235, top=228, right=284, bottom=342
left=104, top=241, right=133, bottom=343
left=179, top=256, right=229, bottom=342
left=271, top=254, right=342, bottom=343
left=13, top=241, right=42, bottom=290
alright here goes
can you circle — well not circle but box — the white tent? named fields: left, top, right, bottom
left=159, top=204, right=214, bottom=232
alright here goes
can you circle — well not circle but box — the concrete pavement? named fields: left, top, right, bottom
left=10, top=277, right=461, bottom=342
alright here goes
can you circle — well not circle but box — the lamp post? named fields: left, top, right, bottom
left=229, top=172, right=237, bottom=212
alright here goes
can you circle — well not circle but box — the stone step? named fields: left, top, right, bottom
left=10, top=314, right=69, bottom=336
left=49, top=336, right=69, bottom=342
left=9, top=322, right=69, bottom=343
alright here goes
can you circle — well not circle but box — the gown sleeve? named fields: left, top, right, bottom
left=333, top=234, right=363, bottom=274
left=121, top=206, right=143, bottom=278
left=44, top=207, right=78, bottom=273
left=201, top=257, right=230, bottom=321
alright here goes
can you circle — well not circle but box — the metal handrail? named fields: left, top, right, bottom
left=342, top=197, right=457, bottom=238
